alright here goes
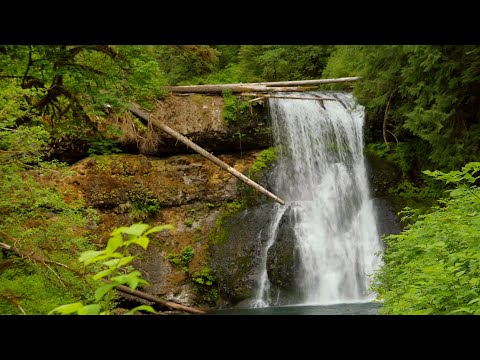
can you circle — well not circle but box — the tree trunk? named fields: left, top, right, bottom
left=257, top=77, right=360, bottom=87
left=163, top=85, right=316, bottom=94
left=114, top=284, right=205, bottom=315
left=129, top=103, right=286, bottom=206
left=163, top=77, right=359, bottom=94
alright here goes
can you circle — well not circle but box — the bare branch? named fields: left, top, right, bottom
left=383, top=93, right=393, bottom=150
left=21, top=45, right=33, bottom=88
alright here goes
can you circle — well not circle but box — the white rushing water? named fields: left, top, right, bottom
left=253, top=91, right=383, bottom=306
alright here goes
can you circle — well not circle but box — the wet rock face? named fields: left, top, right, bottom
left=365, top=152, right=402, bottom=199
left=365, top=152, right=403, bottom=238
left=69, top=152, right=259, bottom=211
left=372, top=198, right=402, bottom=241
left=266, top=207, right=302, bottom=292
left=63, top=151, right=262, bottom=308
left=209, top=203, right=276, bottom=305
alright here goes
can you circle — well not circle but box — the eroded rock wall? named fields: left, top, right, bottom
left=56, top=150, right=263, bottom=308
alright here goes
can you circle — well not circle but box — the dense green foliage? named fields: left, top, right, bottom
left=191, top=267, right=218, bottom=304
left=372, top=163, right=480, bottom=314
left=162, top=45, right=333, bottom=85
left=324, top=45, right=480, bottom=175
left=0, top=159, right=101, bottom=314
left=0, top=45, right=167, bottom=158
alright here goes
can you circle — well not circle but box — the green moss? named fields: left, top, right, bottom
left=191, top=267, right=218, bottom=305
left=184, top=217, right=195, bottom=227
left=208, top=201, right=246, bottom=245
left=168, top=246, right=194, bottom=272
left=193, top=231, right=202, bottom=243
left=249, top=146, right=278, bottom=176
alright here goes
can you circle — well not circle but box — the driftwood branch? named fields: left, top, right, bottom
left=259, top=77, right=360, bottom=87
left=265, top=95, right=335, bottom=101
left=163, top=85, right=316, bottom=94
left=163, top=77, right=359, bottom=94
left=114, top=284, right=205, bottom=315
left=128, top=103, right=286, bottom=206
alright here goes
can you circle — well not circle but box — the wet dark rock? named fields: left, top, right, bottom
left=266, top=207, right=302, bottom=292
left=365, top=152, right=403, bottom=237
left=209, top=203, right=276, bottom=305
left=365, top=152, right=402, bottom=199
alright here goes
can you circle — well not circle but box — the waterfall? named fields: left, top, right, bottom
left=253, top=91, right=383, bottom=307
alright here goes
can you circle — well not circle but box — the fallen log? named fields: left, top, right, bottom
left=265, top=95, right=336, bottom=101
left=163, top=77, right=359, bottom=94
left=129, top=103, right=286, bottom=206
left=259, top=77, right=360, bottom=87
left=114, top=284, right=205, bottom=315
left=163, top=85, right=314, bottom=94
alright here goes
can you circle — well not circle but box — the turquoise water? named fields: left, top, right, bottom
left=207, top=301, right=381, bottom=315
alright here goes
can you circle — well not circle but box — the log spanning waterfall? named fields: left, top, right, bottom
left=252, top=91, right=383, bottom=307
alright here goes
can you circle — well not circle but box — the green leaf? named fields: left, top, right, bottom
left=135, top=236, right=149, bottom=250
left=125, top=305, right=156, bottom=315
left=79, top=250, right=104, bottom=264
left=92, top=267, right=116, bottom=280
left=450, top=307, right=474, bottom=314
left=467, top=298, right=480, bottom=305
left=144, top=224, right=174, bottom=236
left=78, top=304, right=102, bottom=315
left=122, top=223, right=150, bottom=236
left=110, top=271, right=142, bottom=289
left=102, top=255, right=135, bottom=267
left=124, top=236, right=149, bottom=250
left=105, top=233, right=124, bottom=254
left=469, top=278, right=480, bottom=286
left=48, top=302, right=83, bottom=315
left=111, top=226, right=129, bottom=235
left=84, top=252, right=123, bottom=266
left=94, top=283, right=117, bottom=302
left=411, top=309, right=432, bottom=315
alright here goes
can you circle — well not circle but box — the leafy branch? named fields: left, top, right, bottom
left=49, top=223, right=173, bottom=315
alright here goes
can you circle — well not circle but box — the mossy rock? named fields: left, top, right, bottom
left=209, top=203, right=276, bottom=305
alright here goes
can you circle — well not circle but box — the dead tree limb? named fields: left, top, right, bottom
left=128, top=103, right=286, bottom=206
left=114, top=284, right=205, bottom=315
left=260, top=77, right=360, bottom=87
left=0, top=234, right=77, bottom=273
left=264, top=95, right=336, bottom=101
left=163, top=77, right=359, bottom=94
left=163, top=85, right=315, bottom=94
left=383, top=93, right=393, bottom=150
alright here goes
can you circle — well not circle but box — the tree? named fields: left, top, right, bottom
left=324, top=45, right=480, bottom=174
left=0, top=45, right=167, bottom=159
